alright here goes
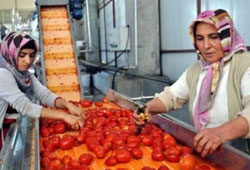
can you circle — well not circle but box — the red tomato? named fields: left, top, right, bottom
left=141, top=166, right=156, bottom=170
left=80, top=100, right=93, bottom=107
left=48, top=127, right=55, bottom=135
left=114, top=149, right=131, bottom=163
left=40, top=151, right=57, bottom=160
left=143, top=136, right=153, bottom=146
left=180, top=154, right=196, bottom=170
left=116, top=168, right=129, bottom=170
left=131, top=148, right=143, bottom=159
left=79, top=153, right=94, bottom=166
left=105, top=156, right=117, bottom=166
left=69, top=160, right=80, bottom=169
left=76, top=134, right=86, bottom=143
left=78, top=165, right=90, bottom=170
left=164, top=146, right=181, bottom=156
left=181, top=146, right=193, bottom=155
left=165, top=154, right=180, bottom=162
left=41, top=127, right=50, bottom=137
left=95, top=101, right=103, bottom=107
left=48, top=159, right=61, bottom=170
left=54, top=123, right=66, bottom=134
left=195, top=165, right=211, bottom=170
left=151, top=150, right=164, bottom=161
left=41, top=157, right=50, bottom=168
left=59, top=135, right=75, bottom=150
left=158, top=165, right=169, bottom=170
left=43, top=139, right=56, bottom=152
left=61, top=155, right=72, bottom=166
left=93, top=145, right=106, bottom=159
left=49, top=136, right=60, bottom=148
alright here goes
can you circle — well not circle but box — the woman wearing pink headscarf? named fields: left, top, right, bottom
left=0, top=32, right=85, bottom=131
left=134, top=9, right=250, bottom=156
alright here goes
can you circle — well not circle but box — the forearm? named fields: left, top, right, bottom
left=54, top=97, right=69, bottom=109
left=220, top=116, right=249, bottom=141
left=146, top=97, right=167, bottom=114
left=41, top=107, right=66, bottom=120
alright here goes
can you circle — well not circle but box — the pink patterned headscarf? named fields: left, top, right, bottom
left=189, top=9, right=247, bottom=131
left=0, top=32, right=39, bottom=98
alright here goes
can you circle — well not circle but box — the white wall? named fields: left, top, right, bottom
left=0, top=0, right=35, bottom=9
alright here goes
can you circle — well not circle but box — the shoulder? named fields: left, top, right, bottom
left=0, top=68, right=15, bottom=78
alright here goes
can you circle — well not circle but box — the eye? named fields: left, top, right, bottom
left=195, top=36, right=203, bottom=41
left=29, top=53, right=36, bottom=58
left=18, top=53, right=26, bottom=58
left=210, top=34, right=220, bottom=40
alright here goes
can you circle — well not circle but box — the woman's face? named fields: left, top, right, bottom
left=17, top=48, right=36, bottom=71
left=195, top=22, right=224, bottom=63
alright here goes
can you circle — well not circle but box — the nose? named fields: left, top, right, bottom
left=204, top=37, right=211, bottom=49
left=23, top=55, right=31, bottom=64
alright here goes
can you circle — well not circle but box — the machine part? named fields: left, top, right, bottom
left=0, top=116, right=34, bottom=170
left=37, top=1, right=85, bottom=101
left=70, top=0, right=84, bottom=20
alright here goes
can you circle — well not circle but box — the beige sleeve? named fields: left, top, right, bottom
left=155, top=86, right=187, bottom=112
left=238, top=95, right=250, bottom=138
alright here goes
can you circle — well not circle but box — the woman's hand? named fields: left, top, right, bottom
left=193, top=116, right=249, bottom=158
left=66, top=102, right=86, bottom=120
left=62, top=113, right=85, bottom=130
left=193, top=127, right=226, bottom=157
left=133, top=107, right=151, bottom=125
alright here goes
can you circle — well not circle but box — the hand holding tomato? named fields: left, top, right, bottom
left=193, top=127, right=226, bottom=157
left=66, top=101, right=86, bottom=119
left=62, top=113, right=84, bottom=130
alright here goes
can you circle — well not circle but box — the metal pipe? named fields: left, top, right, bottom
left=134, top=0, right=138, bottom=66
left=79, top=59, right=175, bottom=84
left=86, top=0, right=92, bottom=51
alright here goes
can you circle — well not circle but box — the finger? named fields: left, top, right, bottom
left=78, top=119, right=85, bottom=128
left=209, top=142, right=221, bottom=155
left=193, top=132, right=204, bottom=148
left=196, top=136, right=208, bottom=153
left=201, top=140, right=213, bottom=158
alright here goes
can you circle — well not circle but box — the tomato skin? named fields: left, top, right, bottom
left=105, top=156, right=117, bottom=166
left=93, top=145, right=106, bottom=159
left=69, top=160, right=80, bottom=169
left=181, top=146, right=193, bottom=155
left=43, top=139, right=56, bottom=152
left=151, top=150, right=164, bottom=161
left=49, top=136, right=60, bottom=148
left=131, top=148, right=143, bottom=159
left=54, top=123, right=66, bottom=134
left=41, top=127, right=50, bottom=137
left=80, top=100, right=93, bottom=107
left=41, top=157, right=50, bottom=168
left=77, top=134, right=86, bottom=143
left=78, top=165, right=90, bottom=170
left=142, top=136, right=153, bottom=146
left=158, top=165, right=169, bottom=170
left=165, top=154, right=180, bottom=162
left=195, top=165, right=211, bottom=170
left=48, top=159, right=62, bottom=170
left=95, top=101, right=103, bottom=107
left=114, top=149, right=131, bottom=163
left=79, top=153, right=94, bottom=166
left=179, top=154, right=196, bottom=170
left=59, top=135, right=75, bottom=150
left=61, top=155, right=72, bottom=166
left=141, top=166, right=156, bottom=170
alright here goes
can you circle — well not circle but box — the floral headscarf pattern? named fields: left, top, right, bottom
left=0, top=32, right=39, bottom=98
left=189, top=9, right=247, bottom=131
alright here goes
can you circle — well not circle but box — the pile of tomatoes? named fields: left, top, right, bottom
left=40, top=99, right=215, bottom=170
